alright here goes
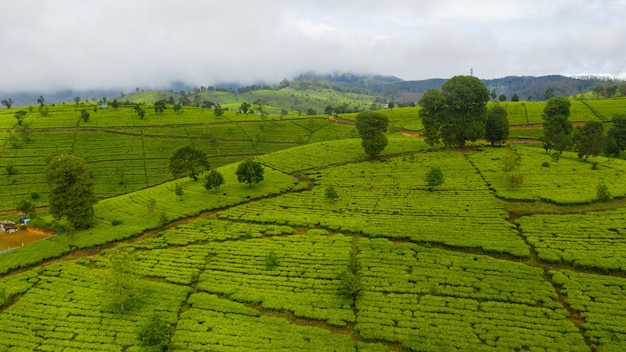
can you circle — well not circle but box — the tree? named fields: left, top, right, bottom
left=1, top=98, right=13, bottom=108
left=419, top=76, right=490, bottom=148
left=214, top=103, right=225, bottom=117
left=339, top=251, right=361, bottom=300
left=541, top=97, right=572, bottom=155
left=37, top=95, right=45, bottom=106
left=490, top=89, right=497, bottom=101
left=573, top=121, right=604, bottom=160
left=544, top=88, right=555, bottom=100
left=498, top=94, right=507, bottom=102
left=239, top=102, right=251, bottom=114
left=605, top=114, right=626, bottom=157
left=73, top=96, right=81, bottom=104
left=137, top=313, right=171, bottom=351
left=355, top=111, right=389, bottom=157
left=169, top=145, right=210, bottom=181
left=104, top=246, right=136, bottom=312
left=154, top=100, right=166, bottom=114
left=324, top=105, right=334, bottom=115
left=511, top=93, right=520, bottom=102
left=324, top=185, right=339, bottom=201
left=501, top=145, right=522, bottom=175
left=45, top=154, right=97, bottom=229
left=388, top=101, right=395, bottom=110
left=204, top=169, right=224, bottom=191
left=14, top=110, right=27, bottom=126
left=597, top=181, right=613, bottom=202
left=418, top=89, right=447, bottom=146
left=484, top=105, right=509, bottom=146
left=146, top=198, right=157, bottom=218
left=424, top=167, right=444, bottom=189
left=80, top=109, right=90, bottom=122
left=236, top=159, right=264, bottom=187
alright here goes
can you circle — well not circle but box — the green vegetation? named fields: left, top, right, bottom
left=3, top=93, right=626, bottom=350
left=355, top=111, right=389, bottom=157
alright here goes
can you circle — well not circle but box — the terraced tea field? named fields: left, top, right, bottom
left=1, top=135, right=625, bottom=351
left=0, top=104, right=358, bottom=210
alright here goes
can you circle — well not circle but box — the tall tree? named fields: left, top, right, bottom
left=511, top=93, right=520, bottom=102
left=73, top=96, right=81, bottom=104
left=1, top=98, right=13, bottom=108
left=355, top=111, right=389, bottom=157
left=421, top=76, right=490, bottom=148
left=484, top=105, right=509, bottom=146
left=418, top=89, right=447, bottom=146
left=204, top=169, right=224, bottom=191
left=541, top=97, right=572, bottom=155
left=169, top=145, right=210, bottom=181
left=573, top=121, right=604, bottom=160
left=236, top=159, right=264, bottom=187
left=104, top=246, right=136, bottom=312
left=605, top=114, right=626, bottom=157
left=37, top=95, right=45, bottom=106
left=45, top=154, right=97, bottom=229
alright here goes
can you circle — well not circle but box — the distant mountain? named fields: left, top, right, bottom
left=385, top=75, right=614, bottom=101
left=1, top=73, right=618, bottom=108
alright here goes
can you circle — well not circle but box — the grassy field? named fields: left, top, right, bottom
left=0, top=135, right=625, bottom=350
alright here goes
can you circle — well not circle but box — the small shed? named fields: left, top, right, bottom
left=0, top=221, right=17, bottom=234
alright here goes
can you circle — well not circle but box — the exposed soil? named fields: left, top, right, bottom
left=0, top=227, right=55, bottom=251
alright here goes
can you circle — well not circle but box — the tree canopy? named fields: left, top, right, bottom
left=605, top=114, right=626, bottom=157
left=484, top=105, right=509, bottom=146
left=541, top=97, right=572, bottom=155
left=45, top=154, right=97, bottom=230
left=419, top=75, right=490, bottom=148
left=355, top=111, right=389, bottom=157
left=236, top=159, right=264, bottom=187
left=169, top=145, right=210, bottom=181
left=573, top=121, right=604, bottom=160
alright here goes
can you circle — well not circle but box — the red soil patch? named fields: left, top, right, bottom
left=0, top=227, right=55, bottom=251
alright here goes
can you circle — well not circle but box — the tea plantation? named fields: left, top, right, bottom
left=1, top=102, right=626, bottom=351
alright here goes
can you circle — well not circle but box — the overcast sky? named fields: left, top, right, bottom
left=1, top=0, right=625, bottom=92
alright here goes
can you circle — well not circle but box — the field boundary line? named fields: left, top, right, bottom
left=140, top=129, right=149, bottom=187
left=578, top=100, right=604, bottom=121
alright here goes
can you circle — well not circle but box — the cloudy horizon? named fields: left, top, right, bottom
left=1, top=0, right=625, bottom=92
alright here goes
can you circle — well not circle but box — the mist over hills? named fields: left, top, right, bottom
left=0, top=73, right=619, bottom=107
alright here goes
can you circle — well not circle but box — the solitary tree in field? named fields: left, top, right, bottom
left=511, top=93, right=520, bottom=102
left=541, top=97, right=572, bottom=156
left=73, top=96, right=81, bottom=104
left=498, top=94, right=507, bottom=102
left=169, top=145, right=210, bottom=181
left=419, top=76, right=490, bottom=148
left=239, top=102, right=251, bottom=114
left=154, top=100, right=167, bottom=114
left=484, top=105, right=509, bottom=146
left=104, top=246, right=136, bottom=312
left=45, top=154, right=97, bottom=229
left=80, top=109, right=90, bottom=122
left=204, top=169, right=224, bottom=191
left=573, top=121, right=604, bottom=160
left=324, top=185, right=339, bottom=201
left=1, top=98, right=13, bottom=108
left=14, top=110, right=27, bottom=126
left=37, top=95, right=45, bottom=106
left=137, top=313, right=171, bottom=351
left=501, top=145, right=524, bottom=187
left=355, top=111, right=389, bottom=157
left=424, top=167, right=445, bottom=189
left=236, top=159, right=264, bottom=187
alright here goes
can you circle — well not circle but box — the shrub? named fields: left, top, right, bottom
left=111, top=219, right=123, bottom=226
left=541, top=161, right=550, bottom=167
left=265, top=251, right=280, bottom=270
left=597, top=181, right=612, bottom=202
left=137, top=313, right=170, bottom=351
left=506, top=171, right=524, bottom=187
left=174, top=183, right=184, bottom=197
left=325, top=186, right=339, bottom=201
left=424, top=167, right=444, bottom=188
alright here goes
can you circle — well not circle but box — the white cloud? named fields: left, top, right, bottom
left=1, top=0, right=625, bottom=91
